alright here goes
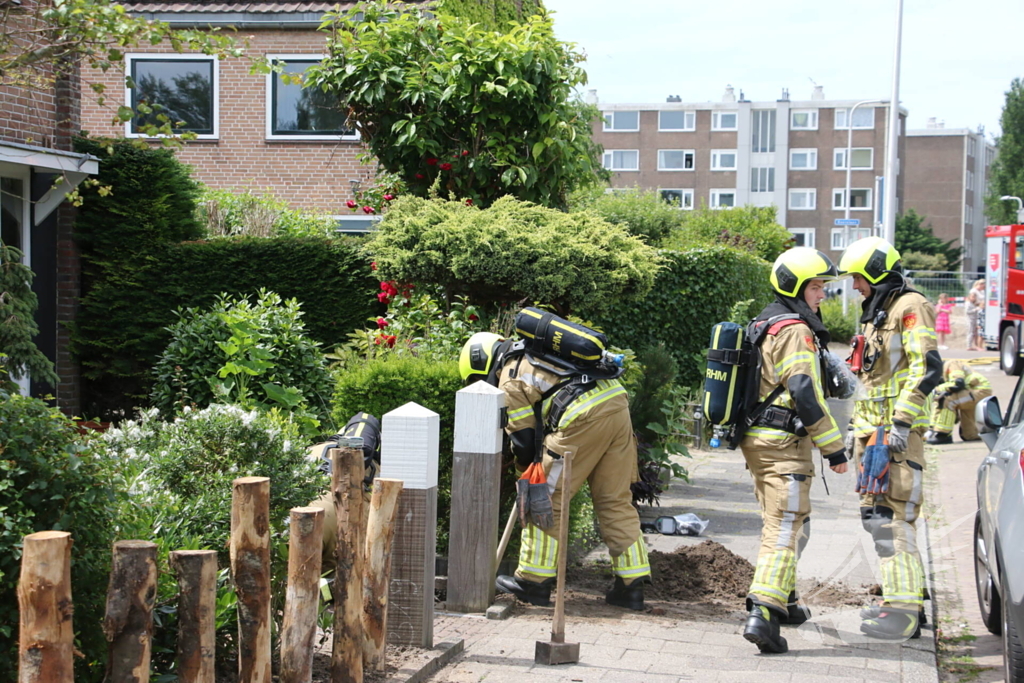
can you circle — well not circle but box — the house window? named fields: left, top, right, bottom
left=658, top=149, right=695, bottom=171
left=712, top=111, right=737, bottom=131
left=751, top=110, right=776, bottom=153
left=750, top=167, right=775, bottom=193
left=789, top=189, right=816, bottom=210
left=602, top=150, right=639, bottom=171
left=967, top=170, right=974, bottom=191
left=834, top=107, right=875, bottom=129
left=127, top=55, right=217, bottom=137
left=659, top=111, right=695, bottom=131
left=834, top=148, right=874, bottom=170
left=968, top=137, right=976, bottom=157
left=660, top=189, right=694, bottom=210
left=832, top=188, right=873, bottom=210
left=790, top=109, right=818, bottom=130
left=267, top=57, right=355, bottom=139
left=603, top=111, right=639, bottom=131
left=831, top=227, right=871, bottom=250
left=710, top=190, right=736, bottom=209
left=336, top=214, right=382, bottom=234
left=967, top=204, right=974, bottom=224
left=790, top=148, right=817, bottom=170
left=711, top=149, right=737, bottom=170
left=789, top=228, right=815, bottom=248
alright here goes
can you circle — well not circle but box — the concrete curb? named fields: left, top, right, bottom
left=390, top=639, right=464, bottom=683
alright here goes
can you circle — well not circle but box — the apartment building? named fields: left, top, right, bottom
left=904, top=120, right=995, bottom=274
left=590, top=86, right=907, bottom=256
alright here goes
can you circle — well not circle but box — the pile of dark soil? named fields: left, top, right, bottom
left=648, top=540, right=754, bottom=603
left=797, top=578, right=871, bottom=608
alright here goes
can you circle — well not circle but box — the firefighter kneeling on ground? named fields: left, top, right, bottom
left=839, top=236, right=943, bottom=640
left=459, top=332, right=651, bottom=610
left=925, top=359, right=992, bottom=445
left=739, top=247, right=849, bottom=655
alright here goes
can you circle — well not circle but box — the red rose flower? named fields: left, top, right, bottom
left=377, top=292, right=391, bottom=304
left=383, top=194, right=394, bottom=201
left=363, top=206, right=375, bottom=214
left=370, top=261, right=377, bottom=271
left=415, top=173, right=425, bottom=180
left=465, top=198, right=473, bottom=206
left=376, top=317, right=389, bottom=329
left=440, top=162, right=452, bottom=171
left=346, top=199, right=357, bottom=209
left=468, top=314, right=479, bottom=321
left=462, top=150, right=469, bottom=156
left=426, top=158, right=438, bottom=166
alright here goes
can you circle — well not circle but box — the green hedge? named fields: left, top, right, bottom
left=72, top=237, right=379, bottom=419
left=585, top=246, right=772, bottom=388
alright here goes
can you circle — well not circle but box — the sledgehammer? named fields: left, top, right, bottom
left=535, top=451, right=580, bottom=665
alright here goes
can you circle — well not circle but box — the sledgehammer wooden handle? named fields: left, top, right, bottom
left=496, top=504, right=518, bottom=570
left=552, top=451, right=573, bottom=643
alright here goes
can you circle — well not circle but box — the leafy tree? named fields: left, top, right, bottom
left=662, top=205, right=792, bottom=262
left=308, top=0, right=607, bottom=209
left=0, top=243, right=59, bottom=392
left=987, top=78, right=1024, bottom=224
left=567, top=186, right=683, bottom=246
left=895, top=208, right=962, bottom=270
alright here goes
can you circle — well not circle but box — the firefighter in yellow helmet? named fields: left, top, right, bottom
left=459, top=331, right=650, bottom=610
left=839, top=236, right=943, bottom=640
left=926, top=359, right=992, bottom=444
left=739, top=247, right=849, bottom=654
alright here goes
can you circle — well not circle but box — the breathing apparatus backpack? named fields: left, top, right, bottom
left=702, top=314, right=803, bottom=449
left=308, top=412, right=381, bottom=487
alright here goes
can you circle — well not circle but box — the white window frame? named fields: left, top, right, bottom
left=750, top=167, right=775, bottom=193
left=789, top=228, right=816, bottom=248
left=831, top=227, right=871, bottom=250
left=833, top=147, right=874, bottom=170
left=788, top=188, right=816, bottom=210
left=125, top=53, right=219, bottom=139
left=710, top=149, right=738, bottom=171
left=657, top=149, right=695, bottom=171
left=602, top=149, right=639, bottom=171
left=660, top=188, right=694, bottom=210
left=790, top=109, right=819, bottom=130
left=967, top=169, right=974, bottom=191
left=834, top=107, right=875, bottom=130
left=658, top=110, right=695, bottom=132
left=967, top=204, right=974, bottom=224
left=265, top=54, right=359, bottom=141
left=789, top=148, right=818, bottom=171
left=711, top=111, right=738, bottom=131
left=335, top=214, right=383, bottom=234
left=832, top=188, right=873, bottom=211
left=602, top=110, right=640, bottom=132
left=710, top=189, right=736, bottom=209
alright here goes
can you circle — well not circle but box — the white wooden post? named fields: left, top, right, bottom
left=447, top=382, right=504, bottom=612
left=379, top=402, right=439, bottom=647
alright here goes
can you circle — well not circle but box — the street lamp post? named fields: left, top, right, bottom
left=883, top=0, right=905, bottom=244
left=1000, top=195, right=1024, bottom=224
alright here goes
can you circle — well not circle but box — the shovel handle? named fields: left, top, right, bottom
left=495, top=503, right=518, bottom=569
left=552, top=451, right=573, bottom=642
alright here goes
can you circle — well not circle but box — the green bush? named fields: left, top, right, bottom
left=151, top=290, right=332, bottom=426
left=663, top=205, right=793, bottom=262
left=369, top=195, right=662, bottom=317
left=0, top=244, right=58, bottom=392
left=820, top=297, right=858, bottom=344
left=567, top=186, right=683, bottom=245
left=72, top=237, right=378, bottom=419
left=0, top=388, right=118, bottom=682
left=584, top=246, right=772, bottom=388
left=198, top=187, right=338, bottom=239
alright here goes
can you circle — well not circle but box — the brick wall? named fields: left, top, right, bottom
left=79, top=29, right=367, bottom=213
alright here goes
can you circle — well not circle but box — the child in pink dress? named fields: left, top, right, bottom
left=936, top=293, right=953, bottom=349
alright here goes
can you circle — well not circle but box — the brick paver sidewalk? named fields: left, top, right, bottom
left=431, top=446, right=940, bottom=683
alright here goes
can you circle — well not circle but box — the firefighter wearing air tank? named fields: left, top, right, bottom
left=926, top=359, right=992, bottom=444
left=738, top=248, right=849, bottom=655
left=459, top=328, right=650, bottom=611
left=839, top=236, right=943, bottom=641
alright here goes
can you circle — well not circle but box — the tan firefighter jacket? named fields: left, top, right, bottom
left=935, top=359, right=991, bottom=395
left=851, top=290, right=942, bottom=436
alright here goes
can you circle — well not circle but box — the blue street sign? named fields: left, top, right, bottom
left=834, top=218, right=861, bottom=226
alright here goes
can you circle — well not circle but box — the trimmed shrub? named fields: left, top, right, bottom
left=584, top=246, right=772, bottom=388
left=72, top=237, right=378, bottom=419
left=663, top=205, right=793, bottom=262
left=198, top=187, right=338, bottom=239
left=0, top=388, right=118, bottom=682
left=821, top=297, right=858, bottom=345
left=567, top=185, right=683, bottom=245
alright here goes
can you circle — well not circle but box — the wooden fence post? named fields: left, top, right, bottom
left=231, top=476, right=271, bottom=683
left=169, top=549, right=217, bottom=683
left=330, top=446, right=364, bottom=683
left=280, top=506, right=324, bottom=683
left=379, top=402, right=439, bottom=648
left=362, top=478, right=404, bottom=671
left=448, top=382, right=504, bottom=612
left=103, top=540, right=158, bottom=683
left=18, top=530, right=74, bottom=683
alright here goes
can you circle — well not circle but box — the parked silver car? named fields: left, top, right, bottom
left=975, top=391, right=1024, bottom=682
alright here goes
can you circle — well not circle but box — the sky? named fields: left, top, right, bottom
left=543, top=0, right=1024, bottom=141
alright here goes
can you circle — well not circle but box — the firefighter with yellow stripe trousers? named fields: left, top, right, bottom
left=737, top=248, right=850, bottom=654
left=839, top=236, right=943, bottom=640
left=926, top=359, right=992, bottom=444
left=459, top=332, right=651, bottom=610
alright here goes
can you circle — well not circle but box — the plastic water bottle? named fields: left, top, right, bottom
left=709, top=425, right=728, bottom=449
left=602, top=350, right=625, bottom=367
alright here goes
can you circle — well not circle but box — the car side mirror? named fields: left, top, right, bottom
left=977, top=396, right=1003, bottom=433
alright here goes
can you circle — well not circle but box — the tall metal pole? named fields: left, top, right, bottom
left=883, top=0, right=905, bottom=244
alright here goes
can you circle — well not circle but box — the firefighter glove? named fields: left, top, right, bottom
left=954, top=377, right=967, bottom=391
left=888, top=422, right=911, bottom=453
left=844, top=430, right=856, bottom=453
left=857, top=426, right=891, bottom=494
left=935, top=391, right=947, bottom=410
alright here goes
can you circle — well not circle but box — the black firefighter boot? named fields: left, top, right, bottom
left=495, top=575, right=553, bottom=607
left=743, top=598, right=788, bottom=654
left=779, top=590, right=811, bottom=625
left=605, top=576, right=648, bottom=611
left=860, top=607, right=921, bottom=640
left=860, top=604, right=926, bottom=634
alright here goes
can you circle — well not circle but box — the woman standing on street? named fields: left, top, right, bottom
left=966, top=279, right=984, bottom=350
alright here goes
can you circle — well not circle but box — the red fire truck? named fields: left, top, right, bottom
left=985, top=224, right=1024, bottom=374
